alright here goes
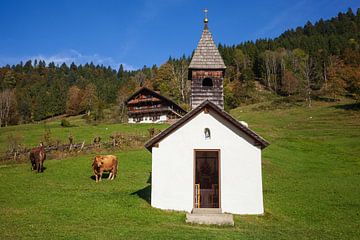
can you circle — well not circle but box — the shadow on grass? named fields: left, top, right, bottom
left=333, top=102, right=360, bottom=111
left=132, top=185, right=151, bottom=204
left=313, top=96, right=339, bottom=102
left=31, top=166, right=47, bottom=173
left=131, top=172, right=151, bottom=204
left=89, top=172, right=111, bottom=181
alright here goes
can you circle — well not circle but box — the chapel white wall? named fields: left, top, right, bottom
left=151, top=110, right=264, bottom=215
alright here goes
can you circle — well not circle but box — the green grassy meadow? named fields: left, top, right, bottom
left=0, top=101, right=359, bottom=239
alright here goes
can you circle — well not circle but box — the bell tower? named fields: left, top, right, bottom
left=188, top=9, right=226, bottom=109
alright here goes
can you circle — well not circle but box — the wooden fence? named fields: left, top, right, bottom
left=1, top=131, right=152, bottom=163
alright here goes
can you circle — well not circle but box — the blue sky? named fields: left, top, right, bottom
left=0, top=0, right=359, bottom=70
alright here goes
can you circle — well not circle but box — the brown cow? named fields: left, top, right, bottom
left=30, top=143, right=46, bottom=173
left=92, top=155, right=118, bottom=182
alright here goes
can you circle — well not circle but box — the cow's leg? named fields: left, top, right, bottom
left=39, top=152, right=45, bottom=173
left=108, top=172, right=113, bottom=180
left=110, top=170, right=115, bottom=180
left=112, top=160, right=118, bottom=180
left=95, top=174, right=98, bottom=182
left=99, top=171, right=103, bottom=181
left=36, top=161, right=40, bottom=173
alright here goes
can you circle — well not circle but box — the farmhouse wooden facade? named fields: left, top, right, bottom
left=126, top=87, right=187, bottom=123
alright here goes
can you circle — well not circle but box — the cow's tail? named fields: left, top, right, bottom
left=39, top=151, right=45, bottom=172
left=114, top=158, right=119, bottom=179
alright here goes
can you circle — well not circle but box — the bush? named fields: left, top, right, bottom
left=6, top=133, right=24, bottom=153
left=60, top=119, right=72, bottom=127
left=109, top=132, right=148, bottom=149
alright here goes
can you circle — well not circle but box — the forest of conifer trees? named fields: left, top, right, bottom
left=0, top=8, right=359, bottom=126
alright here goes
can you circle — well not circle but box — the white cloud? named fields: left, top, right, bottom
left=0, top=49, right=137, bottom=71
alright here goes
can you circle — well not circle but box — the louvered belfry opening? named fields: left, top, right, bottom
left=202, top=77, right=214, bottom=87
left=188, top=17, right=226, bottom=110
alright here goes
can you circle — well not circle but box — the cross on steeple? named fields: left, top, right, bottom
left=204, top=8, right=208, bottom=29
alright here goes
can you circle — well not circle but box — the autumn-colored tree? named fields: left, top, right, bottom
left=262, top=50, right=276, bottom=91
left=326, top=56, right=347, bottom=99
left=223, top=79, right=239, bottom=111
left=346, top=66, right=360, bottom=100
left=0, top=89, right=18, bottom=127
left=262, top=50, right=282, bottom=92
left=117, top=83, right=136, bottom=122
left=281, top=69, right=299, bottom=96
left=131, top=71, right=147, bottom=88
left=233, top=48, right=248, bottom=79
left=92, top=99, right=105, bottom=122
left=2, top=71, right=16, bottom=89
left=171, top=58, right=189, bottom=103
left=292, top=49, right=315, bottom=107
left=66, top=86, right=82, bottom=115
left=80, top=83, right=98, bottom=116
left=154, top=62, right=180, bottom=101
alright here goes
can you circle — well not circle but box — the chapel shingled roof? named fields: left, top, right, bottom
left=188, top=23, right=226, bottom=70
left=144, top=100, right=269, bottom=152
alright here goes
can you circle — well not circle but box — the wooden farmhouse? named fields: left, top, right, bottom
left=125, top=87, right=187, bottom=123
left=145, top=13, right=269, bottom=223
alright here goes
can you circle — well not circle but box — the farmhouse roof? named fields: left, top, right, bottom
left=188, top=22, right=226, bottom=70
left=145, top=100, right=269, bottom=151
left=125, top=87, right=187, bottom=115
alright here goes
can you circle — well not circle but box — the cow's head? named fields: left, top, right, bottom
left=93, top=156, right=104, bottom=168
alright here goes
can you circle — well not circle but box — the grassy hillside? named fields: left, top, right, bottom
left=231, top=100, right=360, bottom=238
left=0, top=100, right=359, bottom=239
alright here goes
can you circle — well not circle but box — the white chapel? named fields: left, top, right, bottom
left=145, top=12, right=269, bottom=221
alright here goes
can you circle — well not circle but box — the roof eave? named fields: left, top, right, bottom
left=188, top=66, right=227, bottom=70
left=125, top=87, right=187, bottom=115
left=144, top=100, right=270, bottom=152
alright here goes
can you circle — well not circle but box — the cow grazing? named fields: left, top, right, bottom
left=30, top=143, right=46, bottom=173
left=92, top=155, right=118, bottom=182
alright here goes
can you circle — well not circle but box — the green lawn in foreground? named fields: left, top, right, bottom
left=0, top=101, right=359, bottom=239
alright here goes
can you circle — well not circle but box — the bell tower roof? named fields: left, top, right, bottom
left=189, top=10, right=226, bottom=70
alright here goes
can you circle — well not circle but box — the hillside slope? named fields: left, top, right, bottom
left=0, top=100, right=359, bottom=239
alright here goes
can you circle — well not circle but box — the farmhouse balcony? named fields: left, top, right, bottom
left=127, top=97, right=161, bottom=105
left=128, top=106, right=175, bottom=115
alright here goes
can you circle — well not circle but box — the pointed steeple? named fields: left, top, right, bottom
left=189, top=10, right=226, bottom=70
left=188, top=10, right=226, bottom=110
